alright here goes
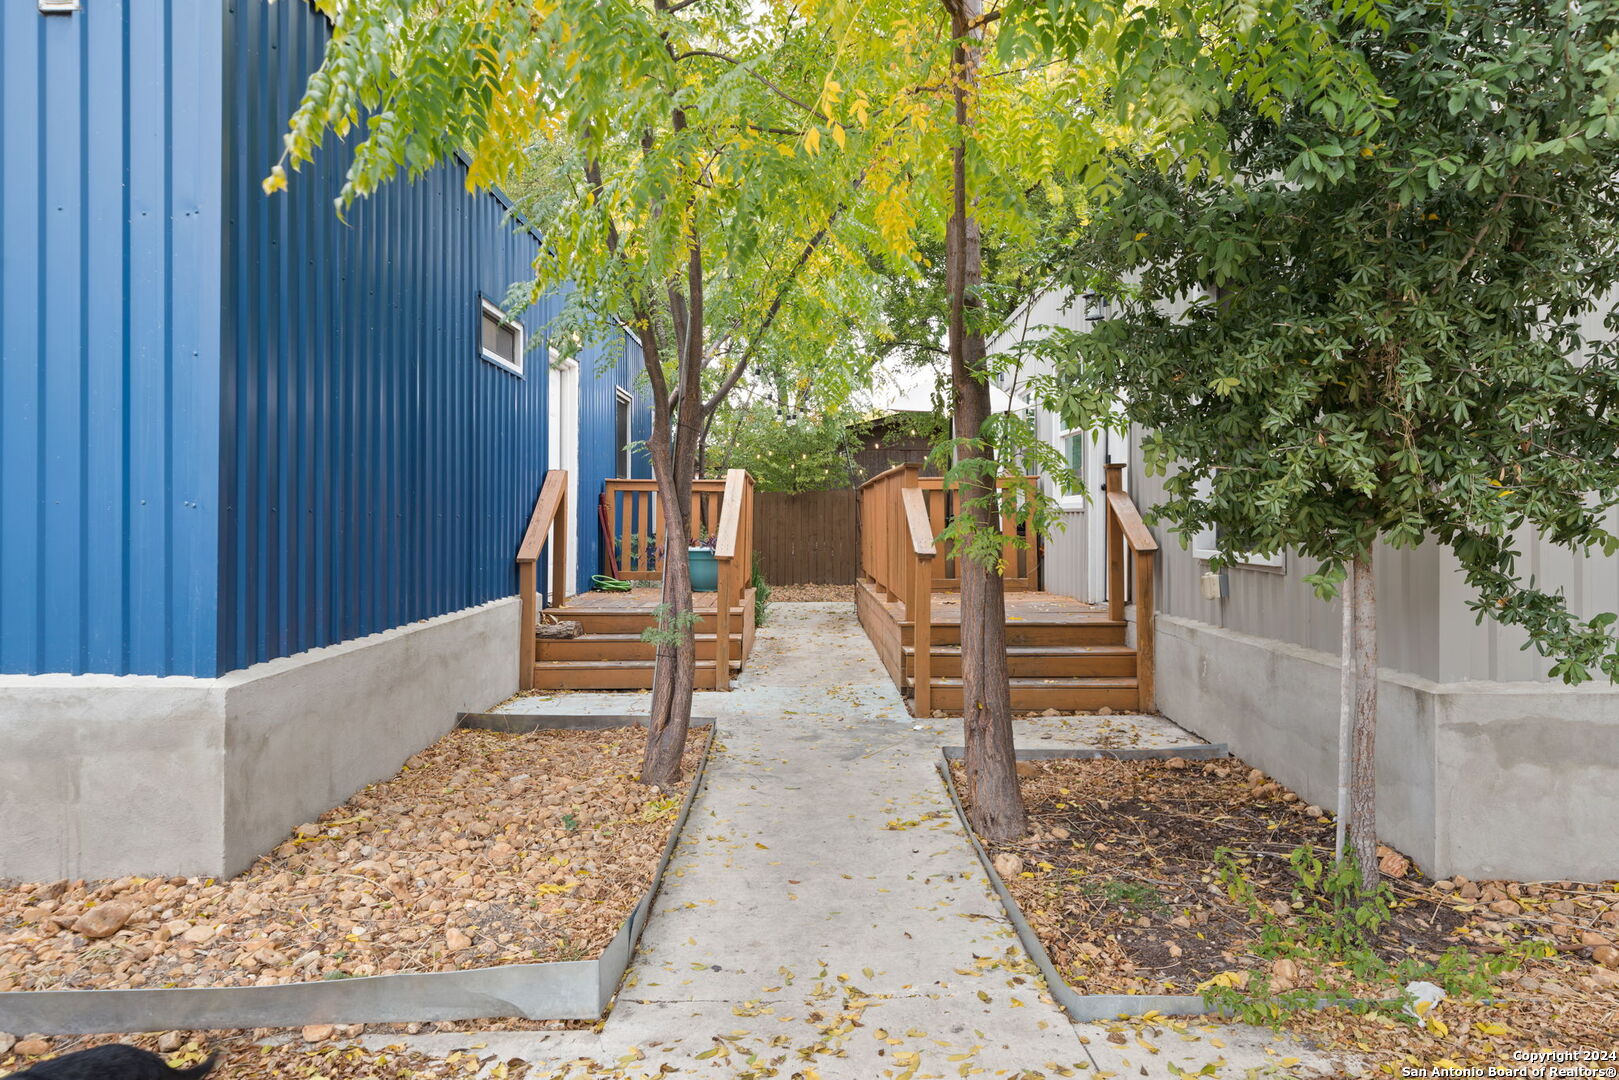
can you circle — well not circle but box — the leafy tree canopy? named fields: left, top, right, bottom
left=1036, top=0, right=1619, bottom=682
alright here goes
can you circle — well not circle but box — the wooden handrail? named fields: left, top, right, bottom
left=1104, top=490, right=1158, bottom=553
left=713, top=469, right=746, bottom=560
left=602, top=478, right=729, bottom=491
left=710, top=468, right=753, bottom=691
left=902, top=487, right=935, bottom=557
left=1104, top=463, right=1156, bottom=712
left=516, top=470, right=570, bottom=692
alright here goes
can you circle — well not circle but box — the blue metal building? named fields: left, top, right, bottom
left=0, top=0, right=650, bottom=679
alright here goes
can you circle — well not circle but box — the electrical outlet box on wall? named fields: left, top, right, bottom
left=1200, top=570, right=1226, bottom=601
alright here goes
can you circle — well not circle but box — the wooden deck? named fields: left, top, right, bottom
left=856, top=581, right=1142, bottom=715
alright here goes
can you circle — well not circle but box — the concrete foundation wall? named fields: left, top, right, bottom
left=1154, top=614, right=1619, bottom=881
left=0, top=598, right=520, bottom=881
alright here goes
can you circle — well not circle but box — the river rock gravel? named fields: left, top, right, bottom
left=0, top=725, right=704, bottom=991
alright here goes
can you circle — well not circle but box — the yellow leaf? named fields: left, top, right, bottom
left=1474, top=1021, right=1513, bottom=1036
left=804, top=126, right=822, bottom=155
left=831, top=123, right=847, bottom=150
left=261, top=164, right=288, bottom=196
left=1195, top=970, right=1249, bottom=991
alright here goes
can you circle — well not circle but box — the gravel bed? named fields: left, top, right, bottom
left=766, top=584, right=853, bottom=602
left=0, top=726, right=703, bottom=992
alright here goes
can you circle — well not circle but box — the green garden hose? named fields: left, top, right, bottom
left=592, top=575, right=633, bottom=592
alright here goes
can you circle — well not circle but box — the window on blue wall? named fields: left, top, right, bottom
left=480, top=299, right=524, bottom=376
left=615, top=388, right=634, bottom=477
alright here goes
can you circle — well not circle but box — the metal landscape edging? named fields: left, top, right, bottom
left=0, top=715, right=715, bottom=1035
left=937, top=741, right=1229, bottom=1023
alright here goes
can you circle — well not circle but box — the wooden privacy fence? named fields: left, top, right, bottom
left=752, top=489, right=860, bottom=585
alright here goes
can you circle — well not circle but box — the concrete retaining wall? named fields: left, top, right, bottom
left=1154, top=614, right=1619, bottom=881
left=0, top=598, right=520, bottom=881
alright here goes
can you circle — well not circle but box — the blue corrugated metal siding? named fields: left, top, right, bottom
left=219, top=0, right=562, bottom=674
left=0, top=0, right=225, bottom=677
left=0, top=0, right=651, bottom=677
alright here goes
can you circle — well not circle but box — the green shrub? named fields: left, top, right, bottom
left=750, top=561, right=771, bottom=625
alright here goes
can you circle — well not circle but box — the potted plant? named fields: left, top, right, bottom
left=688, top=529, right=719, bottom=592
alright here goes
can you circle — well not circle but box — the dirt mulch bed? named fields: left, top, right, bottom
left=767, top=584, right=854, bottom=603
left=954, top=755, right=1619, bottom=1066
left=0, top=726, right=704, bottom=993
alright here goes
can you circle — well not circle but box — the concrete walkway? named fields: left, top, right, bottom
left=382, top=603, right=1354, bottom=1078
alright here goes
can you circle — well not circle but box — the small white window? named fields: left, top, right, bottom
left=1190, top=477, right=1285, bottom=569
left=480, top=299, right=524, bottom=375
left=615, top=388, right=634, bottom=477
left=1053, top=425, right=1089, bottom=509
left=40, top=1, right=81, bottom=12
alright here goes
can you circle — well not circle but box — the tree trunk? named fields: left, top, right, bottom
left=1348, top=549, right=1379, bottom=889
left=948, top=0, right=1025, bottom=842
left=637, top=284, right=704, bottom=788
left=642, top=454, right=697, bottom=788
left=1334, top=558, right=1356, bottom=863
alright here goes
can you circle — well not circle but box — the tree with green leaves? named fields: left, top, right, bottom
left=268, top=0, right=886, bottom=786
left=706, top=402, right=858, bottom=493
left=863, top=0, right=1385, bottom=838
left=1033, top=0, right=1619, bottom=886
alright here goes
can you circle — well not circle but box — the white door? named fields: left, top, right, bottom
left=547, top=353, right=581, bottom=598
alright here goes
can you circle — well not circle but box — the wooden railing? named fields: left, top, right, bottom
left=602, top=478, right=729, bottom=580
left=711, top=468, right=756, bottom=690
left=1104, top=463, right=1159, bottom=711
left=515, top=469, right=569, bottom=692
left=861, top=463, right=1009, bottom=715
left=859, top=464, right=1041, bottom=593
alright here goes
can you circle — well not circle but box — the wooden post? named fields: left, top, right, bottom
left=901, top=480, right=936, bottom=719
left=1106, top=464, right=1126, bottom=622
left=913, top=553, right=933, bottom=716
left=551, top=483, right=569, bottom=609
left=518, top=561, right=537, bottom=692
left=1134, top=547, right=1154, bottom=712
left=713, top=560, right=732, bottom=690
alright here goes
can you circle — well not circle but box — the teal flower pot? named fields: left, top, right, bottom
left=688, top=547, right=719, bottom=592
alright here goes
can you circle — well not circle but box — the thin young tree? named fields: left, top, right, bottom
left=1034, top=0, right=1619, bottom=886
left=268, top=0, right=882, bottom=785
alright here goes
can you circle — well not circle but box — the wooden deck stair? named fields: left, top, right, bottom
left=530, top=593, right=754, bottom=690
left=856, top=462, right=1159, bottom=717
left=514, top=469, right=760, bottom=694
left=861, top=582, right=1143, bottom=713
